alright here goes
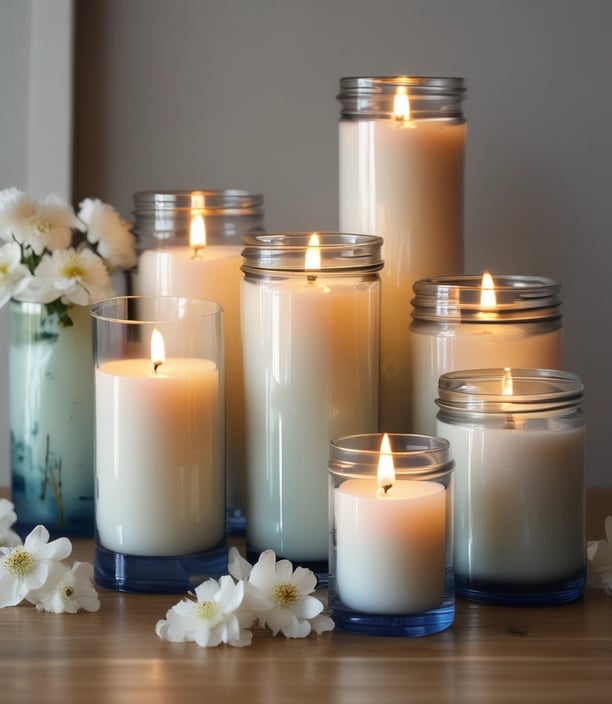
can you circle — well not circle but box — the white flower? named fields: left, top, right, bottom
left=237, top=549, right=334, bottom=638
left=0, top=498, right=21, bottom=548
left=8, top=193, right=78, bottom=255
left=156, top=575, right=253, bottom=647
left=0, top=188, right=36, bottom=243
left=78, top=198, right=137, bottom=271
left=18, top=247, right=114, bottom=305
left=587, top=516, right=612, bottom=595
left=27, top=561, right=100, bottom=614
left=0, top=525, right=72, bottom=607
left=0, top=242, right=32, bottom=307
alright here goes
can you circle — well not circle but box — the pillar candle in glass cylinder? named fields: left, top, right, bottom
left=133, top=190, right=264, bottom=533
left=91, top=296, right=226, bottom=593
left=241, top=233, right=382, bottom=574
left=436, top=368, right=585, bottom=605
left=338, top=76, right=466, bottom=432
left=411, top=273, right=563, bottom=436
left=328, top=433, right=454, bottom=636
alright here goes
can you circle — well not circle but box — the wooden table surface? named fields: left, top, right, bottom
left=1, top=488, right=611, bottom=704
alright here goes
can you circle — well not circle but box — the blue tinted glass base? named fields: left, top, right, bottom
left=94, top=540, right=228, bottom=594
left=329, top=568, right=455, bottom=637
left=226, top=507, right=246, bottom=536
left=246, top=546, right=329, bottom=587
left=456, top=567, right=586, bottom=606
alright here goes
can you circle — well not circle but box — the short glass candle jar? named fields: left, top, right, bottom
left=436, top=368, right=585, bottom=605
left=91, top=296, right=226, bottom=593
left=328, top=433, right=454, bottom=636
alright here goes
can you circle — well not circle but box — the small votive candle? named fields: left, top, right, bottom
left=91, top=296, right=226, bottom=593
left=328, top=433, right=454, bottom=636
left=436, top=368, right=586, bottom=605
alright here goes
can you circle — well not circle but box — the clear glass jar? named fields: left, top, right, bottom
left=328, top=433, right=454, bottom=636
left=338, top=76, right=467, bottom=434
left=411, top=274, right=563, bottom=436
left=241, top=233, right=382, bottom=576
left=133, top=190, right=264, bottom=533
left=436, top=368, right=585, bottom=605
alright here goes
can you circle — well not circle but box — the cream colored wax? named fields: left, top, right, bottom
left=339, top=119, right=465, bottom=432
left=95, top=357, right=224, bottom=556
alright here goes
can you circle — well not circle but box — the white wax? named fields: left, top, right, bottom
left=412, top=322, right=563, bottom=436
left=95, top=357, right=224, bottom=556
left=241, top=275, right=378, bottom=561
left=437, top=418, right=584, bottom=582
left=136, top=246, right=246, bottom=512
left=334, top=479, right=447, bottom=614
left=339, top=119, right=466, bottom=432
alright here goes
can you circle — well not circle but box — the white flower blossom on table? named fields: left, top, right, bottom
left=0, top=498, right=22, bottom=548
left=0, top=524, right=72, bottom=607
left=0, top=242, right=32, bottom=307
left=229, top=547, right=334, bottom=638
left=156, top=575, right=253, bottom=648
left=77, top=198, right=137, bottom=271
left=20, top=247, right=114, bottom=306
left=0, top=188, right=37, bottom=243
left=27, top=561, right=101, bottom=614
left=587, top=516, right=612, bottom=595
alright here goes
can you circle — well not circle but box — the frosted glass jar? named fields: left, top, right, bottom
left=133, top=190, right=264, bottom=533
left=338, top=76, right=466, bottom=433
left=436, top=368, right=585, bottom=605
left=241, top=233, right=382, bottom=574
left=411, top=274, right=563, bottom=436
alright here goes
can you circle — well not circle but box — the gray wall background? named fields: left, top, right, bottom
left=2, top=0, right=612, bottom=487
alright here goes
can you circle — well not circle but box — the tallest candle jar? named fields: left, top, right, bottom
left=338, top=76, right=466, bottom=433
left=241, top=233, right=382, bottom=574
left=133, top=190, right=264, bottom=533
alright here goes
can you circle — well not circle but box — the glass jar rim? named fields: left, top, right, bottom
left=436, top=368, right=583, bottom=414
left=328, top=433, right=453, bottom=479
left=90, top=296, right=222, bottom=325
left=241, top=232, right=384, bottom=274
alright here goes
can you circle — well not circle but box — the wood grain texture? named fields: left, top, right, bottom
left=1, top=489, right=611, bottom=703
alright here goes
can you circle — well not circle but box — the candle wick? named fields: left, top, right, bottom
left=191, top=246, right=203, bottom=260
left=307, top=274, right=317, bottom=283
left=153, top=361, right=162, bottom=373
left=382, top=484, right=392, bottom=495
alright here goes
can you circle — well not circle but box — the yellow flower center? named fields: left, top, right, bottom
left=195, top=601, right=219, bottom=620
left=60, top=259, right=86, bottom=280
left=63, top=586, right=74, bottom=599
left=0, top=263, right=8, bottom=275
left=273, top=582, right=299, bottom=608
left=35, top=219, right=52, bottom=234
left=5, top=548, right=35, bottom=577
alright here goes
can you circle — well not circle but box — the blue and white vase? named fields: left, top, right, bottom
left=9, top=300, right=95, bottom=536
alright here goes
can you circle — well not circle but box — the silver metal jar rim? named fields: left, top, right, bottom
left=241, top=232, right=384, bottom=274
left=412, top=274, right=561, bottom=323
left=436, top=368, right=584, bottom=415
left=338, top=76, right=466, bottom=120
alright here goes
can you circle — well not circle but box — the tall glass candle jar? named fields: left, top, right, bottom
left=411, top=274, right=563, bottom=436
left=133, top=190, right=264, bottom=534
left=91, top=296, right=226, bottom=593
left=328, top=433, right=454, bottom=636
left=241, top=233, right=382, bottom=575
left=436, top=368, right=585, bottom=605
left=338, top=76, right=466, bottom=433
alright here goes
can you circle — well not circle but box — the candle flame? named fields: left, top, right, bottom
left=151, top=328, right=165, bottom=373
left=190, top=214, right=206, bottom=257
left=377, top=433, right=395, bottom=496
left=305, top=232, right=321, bottom=276
left=393, top=86, right=410, bottom=121
left=502, top=367, right=513, bottom=395
left=480, top=271, right=496, bottom=309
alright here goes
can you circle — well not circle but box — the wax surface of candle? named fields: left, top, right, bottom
left=340, top=118, right=465, bottom=431
left=437, top=419, right=584, bottom=582
left=334, top=478, right=446, bottom=614
left=95, top=357, right=223, bottom=556
left=242, top=275, right=378, bottom=561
